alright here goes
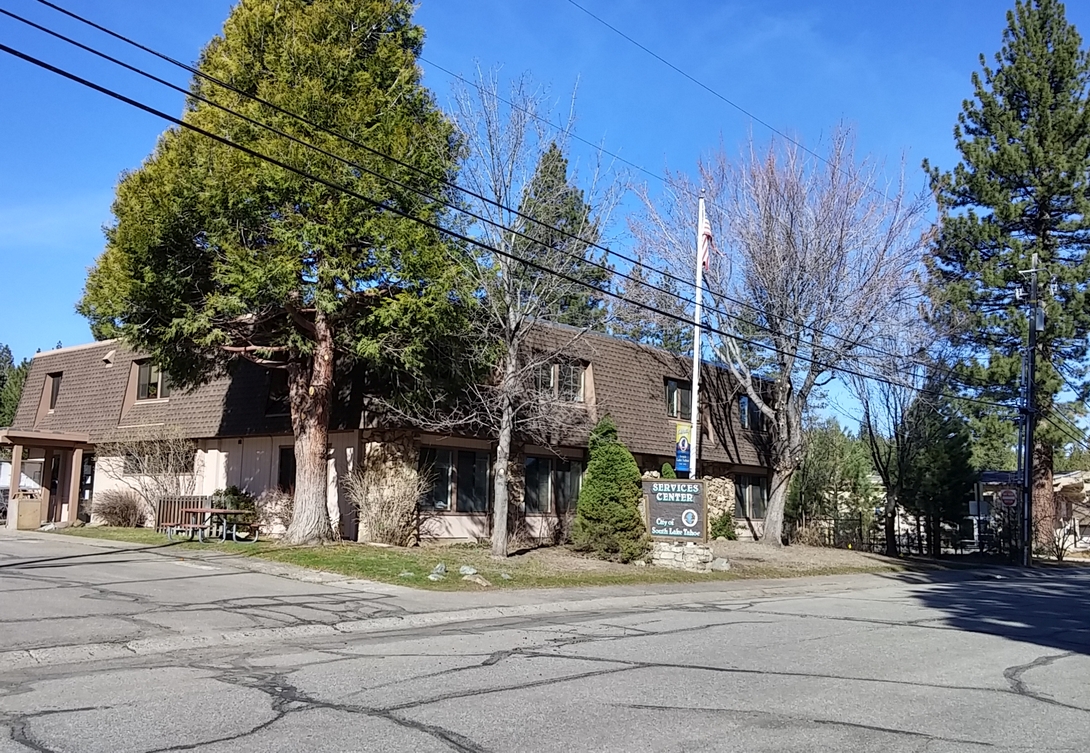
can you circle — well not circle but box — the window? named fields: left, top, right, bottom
left=558, top=362, right=585, bottom=403
left=739, top=395, right=765, bottom=431
left=137, top=362, right=171, bottom=400
left=524, top=456, right=584, bottom=514
left=48, top=372, right=62, bottom=411
left=420, top=448, right=491, bottom=512
left=277, top=446, right=296, bottom=493
left=735, top=475, right=768, bottom=519
left=665, top=378, right=692, bottom=419
left=266, top=370, right=290, bottom=416
left=456, top=450, right=490, bottom=513
left=534, top=363, right=555, bottom=393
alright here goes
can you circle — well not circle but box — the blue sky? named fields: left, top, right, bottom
left=2, top=0, right=1088, bottom=369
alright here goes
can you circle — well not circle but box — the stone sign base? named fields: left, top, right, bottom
left=649, top=541, right=729, bottom=573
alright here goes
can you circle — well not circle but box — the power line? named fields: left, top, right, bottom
left=562, top=0, right=828, bottom=167
left=0, top=39, right=1017, bottom=414
left=6, top=2, right=966, bottom=386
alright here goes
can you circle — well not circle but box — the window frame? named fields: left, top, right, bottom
left=665, top=378, right=693, bottom=419
left=47, top=372, right=62, bottom=411
left=558, top=362, right=585, bottom=403
left=419, top=447, right=492, bottom=513
left=136, top=362, right=171, bottom=401
left=735, top=474, right=769, bottom=519
left=523, top=456, right=585, bottom=515
left=266, top=369, right=290, bottom=416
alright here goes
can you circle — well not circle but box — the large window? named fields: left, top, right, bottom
left=524, top=456, right=584, bottom=514
left=735, top=475, right=768, bottom=519
left=137, top=362, right=171, bottom=400
left=419, top=448, right=490, bottom=512
left=665, top=378, right=692, bottom=419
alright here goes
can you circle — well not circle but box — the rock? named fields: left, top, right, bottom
left=431, top=563, right=447, bottom=576
left=458, top=565, right=477, bottom=575
left=462, top=574, right=492, bottom=587
left=715, top=536, right=726, bottom=542
left=635, top=560, right=647, bottom=567
left=39, top=523, right=56, bottom=531
left=710, top=557, right=731, bottom=572
left=500, top=572, right=512, bottom=580
left=398, top=571, right=415, bottom=578
left=427, top=573, right=445, bottom=582
left=70, top=519, right=85, bottom=528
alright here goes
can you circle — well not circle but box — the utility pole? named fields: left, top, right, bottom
left=1019, top=253, right=1043, bottom=567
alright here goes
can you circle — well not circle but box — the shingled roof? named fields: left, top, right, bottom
left=12, top=330, right=769, bottom=469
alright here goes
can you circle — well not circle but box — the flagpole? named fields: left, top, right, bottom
left=690, top=192, right=706, bottom=480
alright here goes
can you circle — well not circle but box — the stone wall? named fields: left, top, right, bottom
left=356, top=429, right=418, bottom=542
left=648, top=541, right=729, bottom=573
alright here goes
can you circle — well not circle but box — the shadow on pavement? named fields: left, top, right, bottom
left=0, top=541, right=184, bottom=570
left=885, top=564, right=1090, bottom=655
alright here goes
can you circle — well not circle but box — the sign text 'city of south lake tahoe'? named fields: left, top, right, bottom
left=643, top=480, right=706, bottom=542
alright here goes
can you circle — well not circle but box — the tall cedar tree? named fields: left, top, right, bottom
left=77, top=0, right=463, bottom=545
left=925, top=0, right=1090, bottom=530
left=571, top=416, right=649, bottom=563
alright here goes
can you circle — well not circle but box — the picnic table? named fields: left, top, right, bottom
left=166, top=507, right=259, bottom=543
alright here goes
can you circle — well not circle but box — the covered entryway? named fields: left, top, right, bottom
left=0, top=429, right=93, bottom=530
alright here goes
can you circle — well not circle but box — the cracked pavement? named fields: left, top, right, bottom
left=2, top=534, right=1090, bottom=752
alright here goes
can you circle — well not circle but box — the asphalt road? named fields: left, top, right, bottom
left=1, top=533, right=1089, bottom=753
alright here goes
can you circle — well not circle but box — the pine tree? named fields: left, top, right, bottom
left=514, top=142, right=610, bottom=330
left=572, top=416, right=649, bottom=562
left=925, top=0, right=1090, bottom=527
left=900, top=398, right=977, bottom=556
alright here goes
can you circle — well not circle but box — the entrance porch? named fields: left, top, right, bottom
left=0, top=429, right=94, bottom=530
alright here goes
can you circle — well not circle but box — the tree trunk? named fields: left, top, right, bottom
left=490, top=352, right=519, bottom=558
left=760, top=468, right=791, bottom=546
left=283, top=311, right=335, bottom=546
left=1032, top=437, right=1054, bottom=551
left=884, top=490, right=898, bottom=557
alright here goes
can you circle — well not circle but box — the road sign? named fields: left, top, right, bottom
left=998, top=488, right=1019, bottom=508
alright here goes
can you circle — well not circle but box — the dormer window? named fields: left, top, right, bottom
left=665, top=378, right=692, bottom=419
left=136, top=362, right=171, bottom=400
left=534, top=361, right=586, bottom=403
left=266, top=369, right=290, bottom=416
left=48, top=372, right=62, bottom=412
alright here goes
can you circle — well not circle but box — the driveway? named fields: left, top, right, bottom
left=1, top=532, right=1089, bottom=752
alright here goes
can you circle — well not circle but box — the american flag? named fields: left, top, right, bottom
left=699, top=214, right=713, bottom=271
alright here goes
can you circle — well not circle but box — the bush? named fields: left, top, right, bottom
left=789, top=523, right=827, bottom=547
left=710, top=509, right=738, bottom=540
left=660, top=463, right=677, bottom=479
left=346, top=461, right=433, bottom=547
left=572, top=416, right=650, bottom=563
left=254, top=488, right=294, bottom=537
left=91, top=490, right=147, bottom=527
left=212, top=486, right=255, bottom=514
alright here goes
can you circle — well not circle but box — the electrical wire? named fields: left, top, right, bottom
left=2, top=1, right=978, bottom=390
left=14, top=0, right=985, bottom=381
left=0, top=39, right=1019, bottom=415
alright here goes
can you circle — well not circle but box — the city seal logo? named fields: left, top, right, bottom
left=681, top=509, right=699, bottom=528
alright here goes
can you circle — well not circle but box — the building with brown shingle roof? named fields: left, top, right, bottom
left=2, top=329, right=771, bottom=539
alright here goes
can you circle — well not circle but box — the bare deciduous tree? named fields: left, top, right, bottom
left=94, top=425, right=201, bottom=526
left=443, top=70, right=623, bottom=557
left=634, top=127, right=929, bottom=545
